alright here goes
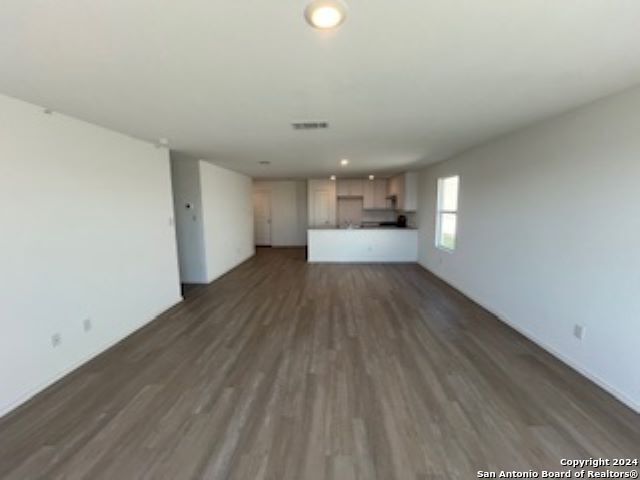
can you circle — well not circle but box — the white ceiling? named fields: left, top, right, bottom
left=1, top=1, right=640, bottom=178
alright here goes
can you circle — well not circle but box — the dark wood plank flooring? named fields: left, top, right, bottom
left=1, top=248, right=638, bottom=479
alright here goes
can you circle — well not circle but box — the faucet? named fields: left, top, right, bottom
left=343, top=219, right=359, bottom=229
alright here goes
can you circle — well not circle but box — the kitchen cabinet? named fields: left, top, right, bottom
left=350, top=179, right=364, bottom=197
left=388, top=175, right=401, bottom=200
left=308, top=179, right=336, bottom=227
left=364, top=178, right=390, bottom=210
left=375, top=179, right=389, bottom=208
left=337, top=179, right=364, bottom=197
left=402, top=172, right=418, bottom=211
left=363, top=181, right=374, bottom=209
left=336, top=180, right=348, bottom=197
left=388, top=172, right=417, bottom=211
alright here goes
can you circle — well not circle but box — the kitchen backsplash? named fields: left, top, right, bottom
left=337, top=199, right=416, bottom=227
left=362, top=210, right=397, bottom=223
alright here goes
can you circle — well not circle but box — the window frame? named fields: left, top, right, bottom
left=435, top=175, right=460, bottom=252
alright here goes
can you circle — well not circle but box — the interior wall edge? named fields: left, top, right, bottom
left=0, top=296, right=183, bottom=419
left=417, top=260, right=640, bottom=414
left=0, top=92, right=183, bottom=420
left=205, top=251, right=255, bottom=284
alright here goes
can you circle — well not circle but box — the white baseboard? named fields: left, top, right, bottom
left=0, top=296, right=183, bottom=419
left=417, top=261, right=640, bottom=414
left=2, top=253, right=258, bottom=418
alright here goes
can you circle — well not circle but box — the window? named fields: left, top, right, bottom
left=436, top=175, right=459, bottom=251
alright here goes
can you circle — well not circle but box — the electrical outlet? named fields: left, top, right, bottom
left=83, top=318, right=92, bottom=332
left=51, top=333, right=62, bottom=348
left=573, top=324, right=585, bottom=341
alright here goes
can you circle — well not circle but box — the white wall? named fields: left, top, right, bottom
left=0, top=94, right=182, bottom=416
left=171, top=154, right=207, bottom=283
left=200, top=162, right=255, bottom=282
left=295, top=181, right=308, bottom=243
left=253, top=180, right=308, bottom=246
left=417, top=86, right=640, bottom=412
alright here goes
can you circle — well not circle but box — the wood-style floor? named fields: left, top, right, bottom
left=1, top=248, right=638, bottom=479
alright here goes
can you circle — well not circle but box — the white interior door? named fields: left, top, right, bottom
left=253, top=191, right=272, bottom=246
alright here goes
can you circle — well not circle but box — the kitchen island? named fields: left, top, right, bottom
left=308, top=227, right=418, bottom=263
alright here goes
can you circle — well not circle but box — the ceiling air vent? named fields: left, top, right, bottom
left=291, top=121, right=329, bottom=130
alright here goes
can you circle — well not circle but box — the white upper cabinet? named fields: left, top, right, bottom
left=319, top=174, right=415, bottom=220
left=336, top=180, right=349, bottom=197
left=337, top=179, right=364, bottom=197
left=388, top=175, right=403, bottom=209
left=402, top=172, right=418, bottom=212
left=364, top=178, right=390, bottom=210
left=350, top=179, right=364, bottom=197
left=389, top=172, right=417, bottom=212
left=308, top=179, right=336, bottom=227
left=374, top=179, right=389, bottom=208
left=363, top=180, right=375, bottom=209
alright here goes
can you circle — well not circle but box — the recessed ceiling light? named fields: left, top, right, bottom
left=369, top=175, right=375, bottom=180
left=304, top=0, right=348, bottom=30
left=340, top=159, right=349, bottom=166
left=330, top=175, right=336, bottom=181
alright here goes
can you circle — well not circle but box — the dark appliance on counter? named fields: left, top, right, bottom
left=396, top=215, right=407, bottom=228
